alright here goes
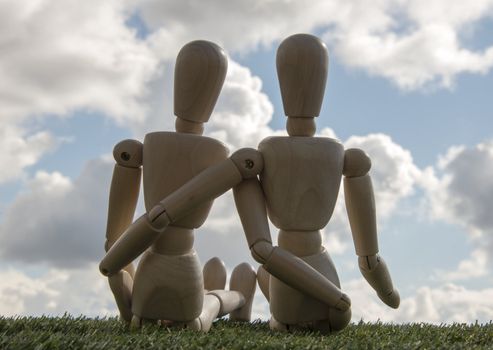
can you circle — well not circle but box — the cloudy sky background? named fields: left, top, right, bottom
left=1, top=0, right=493, bottom=323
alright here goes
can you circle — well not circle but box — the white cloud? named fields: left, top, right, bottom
left=137, top=0, right=334, bottom=55
left=345, top=133, right=421, bottom=215
left=0, top=0, right=158, bottom=123
left=423, top=141, right=493, bottom=278
left=347, top=278, right=493, bottom=323
left=0, top=264, right=114, bottom=317
left=322, top=132, right=422, bottom=258
left=0, top=160, right=112, bottom=267
left=0, top=124, right=57, bottom=184
left=1, top=0, right=491, bottom=181
left=3, top=262, right=492, bottom=325
left=136, top=0, right=493, bottom=91
left=439, top=249, right=489, bottom=282
left=207, top=61, right=275, bottom=149
left=426, top=141, right=493, bottom=235
left=0, top=0, right=159, bottom=184
left=326, top=0, right=493, bottom=90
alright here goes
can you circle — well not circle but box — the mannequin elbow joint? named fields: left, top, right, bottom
left=250, top=240, right=274, bottom=264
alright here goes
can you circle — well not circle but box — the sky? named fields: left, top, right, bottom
left=0, top=0, right=493, bottom=324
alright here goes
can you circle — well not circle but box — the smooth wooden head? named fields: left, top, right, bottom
left=174, top=40, right=228, bottom=124
left=276, top=34, right=328, bottom=118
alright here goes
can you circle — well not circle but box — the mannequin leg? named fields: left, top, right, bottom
left=108, top=270, right=133, bottom=322
left=203, top=257, right=227, bottom=291
left=256, top=265, right=270, bottom=301
left=229, top=262, right=257, bottom=321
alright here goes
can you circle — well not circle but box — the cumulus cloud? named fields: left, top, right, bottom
left=345, top=133, right=421, bottom=215
left=207, top=61, right=275, bottom=149
left=320, top=131, right=422, bottom=258
left=325, top=0, right=493, bottom=90
left=137, top=0, right=334, bottom=55
left=136, top=0, right=493, bottom=90
left=2, top=0, right=492, bottom=323
left=0, top=159, right=113, bottom=267
left=347, top=278, right=493, bottom=323
left=0, top=124, right=57, bottom=184
left=0, top=264, right=114, bottom=317
left=2, top=0, right=491, bottom=181
left=0, top=0, right=159, bottom=184
left=439, top=249, right=489, bottom=282
left=3, top=262, right=492, bottom=325
left=423, top=141, right=493, bottom=278
left=0, top=0, right=158, bottom=123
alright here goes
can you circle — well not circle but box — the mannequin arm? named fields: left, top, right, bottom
left=343, top=148, right=399, bottom=308
left=233, top=178, right=350, bottom=311
left=105, top=139, right=143, bottom=277
left=100, top=148, right=263, bottom=276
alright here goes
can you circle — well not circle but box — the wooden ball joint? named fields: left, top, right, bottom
left=100, top=40, right=256, bottom=331
left=100, top=34, right=400, bottom=334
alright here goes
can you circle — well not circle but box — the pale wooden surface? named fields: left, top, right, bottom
left=113, top=139, right=143, bottom=168
left=108, top=270, right=133, bottom=322
left=175, top=117, right=204, bottom=134
left=286, top=117, right=316, bottom=136
left=344, top=174, right=379, bottom=256
left=256, top=265, right=270, bottom=301
left=101, top=40, right=256, bottom=330
left=258, top=136, right=344, bottom=231
left=143, top=132, right=230, bottom=226
left=358, top=255, right=400, bottom=308
left=203, top=257, right=227, bottom=291
left=269, top=248, right=346, bottom=324
left=247, top=33, right=399, bottom=331
left=277, top=229, right=322, bottom=257
left=131, top=249, right=204, bottom=321
left=101, top=34, right=399, bottom=332
left=105, top=164, right=141, bottom=252
left=276, top=34, right=328, bottom=117
left=174, top=40, right=227, bottom=123
left=229, top=262, right=257, bottom=321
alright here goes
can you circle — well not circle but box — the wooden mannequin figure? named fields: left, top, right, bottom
left=100, top=34, right=399, bottom=334
left=101, top=40, right=257, bottom=331
left=250, top=33, right=400, bottom=332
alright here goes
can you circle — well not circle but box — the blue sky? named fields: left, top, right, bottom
left=0, top=0, right=493, bottom=323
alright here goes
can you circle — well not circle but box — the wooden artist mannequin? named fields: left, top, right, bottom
left=100, top=34, right=399, bottom=333
left=251, top=33, right=400, bottom=332
left=101, top=40, right=256, bottom=331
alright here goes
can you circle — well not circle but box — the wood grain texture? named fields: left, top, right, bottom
left=286, top=117, right=316, bottom=136
left=258, top=136, right=344, bottom=231
left=203, top=257, right=227, bottom=291
left=102, top=39, right=258, bottom=329
left=131, top=249, right=204, bottom=321
left=343, top=174, right=379, bottom=256
left=143, top=132, right=229, bottom=228
left=174, top=40, right=227, bottom=123
left=229, top=262, right=257, bottom=321
left=105, top=164, right=141, bottom=250
left=277, top=229, right=322, bottom=257
left=233, top=178, right=272, bottom=248
left=268, top=248, right=343, bottom=324
left=108, top=270, right=133, bottom=322
left=276, top=34, right=328, bottom=117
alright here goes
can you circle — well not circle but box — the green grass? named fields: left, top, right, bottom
left=0, top=316, right=492, bottom=349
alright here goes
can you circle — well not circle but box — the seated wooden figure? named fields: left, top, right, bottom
left=101, top=40, right=256, bottom=331
left=101, top=34, right=399, bottom=334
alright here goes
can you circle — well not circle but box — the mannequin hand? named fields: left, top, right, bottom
left=377, top=288, right=400, bottom=309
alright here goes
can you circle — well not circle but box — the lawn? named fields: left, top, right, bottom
left=1, top=316, right=492, bottom=349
